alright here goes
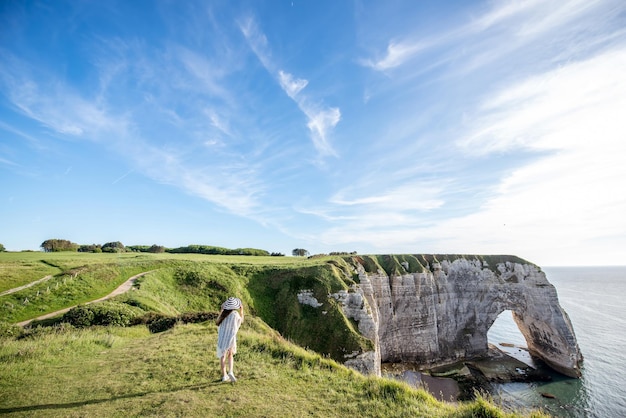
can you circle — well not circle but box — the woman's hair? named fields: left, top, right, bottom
left=216, top=309, right=234, bottom=326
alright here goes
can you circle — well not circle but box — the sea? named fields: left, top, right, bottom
left=487, top=266, right=626, bottom=418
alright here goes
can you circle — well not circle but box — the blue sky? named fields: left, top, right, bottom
left=1, top=0, right=625, bottom=266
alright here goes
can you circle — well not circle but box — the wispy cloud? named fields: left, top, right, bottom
left=0, top=156, right=19, bottom=167
left=458, top=47, right=626, bottom=154
left=278, top=70, right=308, bottom=98
left=360, top=40, right=431, bottom=71
left=0, top=49, right=267, bottom=217
left=240, top=17, right=340, bottom=157
left=361, top=0, right=623, bottom=75
left=304, top=0, right=626, bottom=264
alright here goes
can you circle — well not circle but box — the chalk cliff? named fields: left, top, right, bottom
left=305, top=255, right=583, bottom=378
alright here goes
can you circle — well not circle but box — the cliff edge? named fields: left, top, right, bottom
left=275, top=254, right=582, bottom=379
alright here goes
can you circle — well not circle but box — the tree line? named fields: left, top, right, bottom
left=38, top=239, right=280, bottom=256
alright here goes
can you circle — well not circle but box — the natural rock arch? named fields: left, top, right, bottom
left=345, top=256, right=583, bottom=377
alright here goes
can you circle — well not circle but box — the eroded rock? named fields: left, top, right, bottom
left=339, top=256, right=583, bottom=378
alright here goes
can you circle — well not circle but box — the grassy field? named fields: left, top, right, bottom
left=0, top=252, right=549, bottom=417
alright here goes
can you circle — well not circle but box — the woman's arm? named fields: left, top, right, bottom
left=239, top=305, right=244, bottom=322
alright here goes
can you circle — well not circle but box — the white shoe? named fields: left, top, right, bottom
left=222, top=374, right=230, bottom=382
left=228, top=372, right=237, bottom=382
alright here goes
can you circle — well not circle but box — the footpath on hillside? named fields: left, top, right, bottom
left=16, top=270, right=156, bottom=327
left=0, top=275, right=54, bottom=297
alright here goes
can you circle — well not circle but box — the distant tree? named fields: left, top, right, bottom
left=271, top=252, right=285, bottom=257
left=168, top=245, right=269, bottom=256
left=101, top=241, right=126, bottom=253
left=78, top=244, right=102, bottom=253
left=41, top=239, right=79, bottom=252
left=148, top=244, right=165, bottom=253
left=0, top=243, right=6, bottom=252
left=292, top=248, right=309, bottom=257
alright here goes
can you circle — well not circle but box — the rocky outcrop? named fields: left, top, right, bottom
left=330, top=287, right=381, bottom=375
left=335, top=255, right=583, bottom=378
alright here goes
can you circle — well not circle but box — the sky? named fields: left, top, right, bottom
left=1, top=0, right=625, bottom=266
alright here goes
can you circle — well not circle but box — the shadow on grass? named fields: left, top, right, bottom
left=0, top=379, right=233, bottom=414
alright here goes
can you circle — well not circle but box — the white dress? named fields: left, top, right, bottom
left=216, top=311, right=242, bottom=358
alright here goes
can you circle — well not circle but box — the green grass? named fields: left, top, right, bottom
left=0, top=320, right=547, bottom=417
left=0, top=259, right=60, bottom=293
left=0, top=260, right=167, bottom=323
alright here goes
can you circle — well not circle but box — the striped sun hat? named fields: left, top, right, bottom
left=222, top=297, right=242, bottom=310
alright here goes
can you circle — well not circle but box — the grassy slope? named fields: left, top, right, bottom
left=0, top=252, right=547, bottom=417
left=0, top=319, right=545, bottom=417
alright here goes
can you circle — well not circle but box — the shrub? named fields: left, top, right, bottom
left=180, top=311, right=216, bottom=324
left=123, top=298, right=151, bottom=311
left=63, top=302, right=138, bottom=327
left=101, top=241, right=125, bottom=253
left=146, top=315, right=178, bottom=333
left=133, top=311, right=164, bottom=325
left=63, top=305, right=95, bottom=327
left=91, top=302, right=137, bottom=326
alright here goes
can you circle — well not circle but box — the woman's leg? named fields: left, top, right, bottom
left=220, top=353, right=228, bottom=378
left=228, top=349, right=234, bottom=374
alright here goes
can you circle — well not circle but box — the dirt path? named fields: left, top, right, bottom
left=16, top=270, right=157, bottom=327
left=0, top=275, right=54, bottom=297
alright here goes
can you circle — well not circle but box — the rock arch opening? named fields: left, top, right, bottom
left=487, top=310, right=536, bottom=367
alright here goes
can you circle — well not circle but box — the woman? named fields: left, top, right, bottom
left=216, top=297, right=244, bottom=382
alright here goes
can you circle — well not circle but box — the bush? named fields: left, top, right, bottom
left=133, top=311, right=214, bottom=332
left=63, top=305, right=95, bottom=327
left=63, top=302, right=138, bottom=327
left=146, top=315, right=178, bottom=333
left=180, top=311, right=216, bottom=324
left=91, top=302, right=137, bottom=326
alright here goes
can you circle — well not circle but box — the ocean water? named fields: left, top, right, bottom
left=487, top=266, right=626, bottom=418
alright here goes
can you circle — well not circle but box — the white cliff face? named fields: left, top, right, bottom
left=330, top=285, right=381, bottom=375
left=338, top=257, right=582, bottom=378
left=297, top=289, right=323, bottom=308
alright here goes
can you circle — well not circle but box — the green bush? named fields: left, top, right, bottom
left=147, top=315, right=178, bottom=333
left=179, top=311, right=215, bottom=324
left=63, top=302, right=138, bottom=327
left=63, top=305, right=95, bottom=327
left=133, top=311, right=213, bottom=332
left=91, top=302, right=138, bottom=326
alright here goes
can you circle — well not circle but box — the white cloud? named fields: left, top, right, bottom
left=205, top=108, right=232, bottom=137
left=362, top=0, right=623, bottom=76
left=240, top=18, right=340, bottom=158
left=177, top=46, right=232, bottom=102
left=0, top=156, right=19, bottom=167
left=0, top=52, right=268, bottom=218
left=408, top=47, right=626, bottom=265
left=239, top=1, right=626, bottom=265
left=304, top=107, right=340, bottom=157
left=361, top=40, right=430, bottom=71
left=458, top=47, right=626, bottom=154
left=278, top=70, right=308, bottom=98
